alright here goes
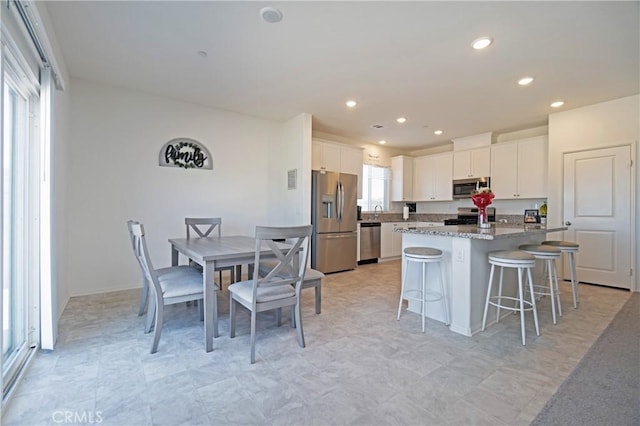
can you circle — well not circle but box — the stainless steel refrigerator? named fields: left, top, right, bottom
left=311, top=170, right=358, bottom=273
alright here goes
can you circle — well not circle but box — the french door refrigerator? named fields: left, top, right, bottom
left=311, top=170, right=358, bottom=273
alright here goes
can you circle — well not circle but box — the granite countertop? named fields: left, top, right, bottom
left=358, top=212, right=529, bottom=225
left=395, top=224, right=567, bottom=240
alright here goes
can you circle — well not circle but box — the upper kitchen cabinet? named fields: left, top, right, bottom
left=453, top=147, right=491, bottom=179
left=312, top=141, right=341, bottom=172
left=413, top=152, right=453, bottom=201
left=491, top=136, right=548, bottom=199
left=391, top=155, right=414, bottom=202
left=312, top=140, right=364, bottom=197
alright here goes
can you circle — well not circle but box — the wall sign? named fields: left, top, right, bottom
left=159, top=138, right=212, bottom=170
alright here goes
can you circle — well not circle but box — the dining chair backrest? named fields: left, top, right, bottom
left=127, top=219, right=139, bottom=251
left=130, top=222, right=161, bottom=294
left=185, top=217, right=222, bottom=239
left=127, top=219, right=147, bottom=272
left=251, top=225, right=313, bottom=301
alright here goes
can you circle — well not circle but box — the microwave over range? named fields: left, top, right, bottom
left=452, top=177, right=490, bottom=199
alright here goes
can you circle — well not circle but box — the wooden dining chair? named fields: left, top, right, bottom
left=127, top=220, right=198, bottom=321
left=185, top=217, right=236, bottom=288
left=131, top=222, right=210, bottom=354
left=229, top=225, right=312, bottom=364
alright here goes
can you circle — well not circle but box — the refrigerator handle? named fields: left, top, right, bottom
left=338, top=182, right=344, bottom=221
left=335, top=182, right=341, bottom=221
left=340, top=182, right=345, bottom=221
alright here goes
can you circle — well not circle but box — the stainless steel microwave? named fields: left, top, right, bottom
left=452, top=177, right=490, bottom=199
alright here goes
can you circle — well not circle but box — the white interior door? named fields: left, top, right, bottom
left=563, top=145, right=633, bottom=289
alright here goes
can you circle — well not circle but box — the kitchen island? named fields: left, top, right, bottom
left=396, top=224, right=567, bottom=337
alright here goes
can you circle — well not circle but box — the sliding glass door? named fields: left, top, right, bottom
left=1, top=52, right=40, bottom=396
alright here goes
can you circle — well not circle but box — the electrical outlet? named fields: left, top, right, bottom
left=455, top=249, right=464, bottom=262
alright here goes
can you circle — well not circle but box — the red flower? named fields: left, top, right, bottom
left=471, top=188, right=495, bottom=209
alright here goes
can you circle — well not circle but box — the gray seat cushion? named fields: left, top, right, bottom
left=228, top=280, right=296, bottom=303
left=158, top=268, right=203, bottom=298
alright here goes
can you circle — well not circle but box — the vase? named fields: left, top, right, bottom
left=478, top=208, right=490, bottom=228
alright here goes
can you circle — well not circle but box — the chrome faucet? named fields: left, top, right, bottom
left=374, top=204, right=382, bottom=218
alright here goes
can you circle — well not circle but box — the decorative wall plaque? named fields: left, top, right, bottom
left=159, top=138, right=212, bottom=169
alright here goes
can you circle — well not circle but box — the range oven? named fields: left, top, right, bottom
left=444, top=207, right=496, bottom=225
left=452, top=177, right=490, bottom=199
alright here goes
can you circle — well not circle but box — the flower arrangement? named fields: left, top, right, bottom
left=471, top=187, right=495, bottom=209
left=471, top=188, right=495, bottom=228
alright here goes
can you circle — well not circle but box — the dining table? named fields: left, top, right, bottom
left=168, top=235, right=293, bottom=352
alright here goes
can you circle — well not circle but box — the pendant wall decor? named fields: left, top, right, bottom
left=159, top=138, right=213, bottom=170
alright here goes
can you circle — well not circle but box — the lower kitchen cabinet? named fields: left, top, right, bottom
left=381, top=222, right=414, bottom=259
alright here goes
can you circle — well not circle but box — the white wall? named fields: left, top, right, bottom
left=548, top=94, right=639, bottom=291
left=268, top=113, right=312, bottom=226
left=65, top=79, right=290, bottom=296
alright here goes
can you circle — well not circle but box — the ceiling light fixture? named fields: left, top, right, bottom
left=378, top=140, right=387, bottom=145
left=396, top=117, right=407, bottom=124
left=345, top=100, right=357, bottom=108
left=434, top=130, right=444, bottom=135
left=518, top=76, right=534, bottom=86
left=260, top=6, right=283, bottom=23
left=550, top=100, right=565, bottom=108
left=471, top=36, right=493, bottom=50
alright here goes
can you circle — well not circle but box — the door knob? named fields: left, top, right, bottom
left=565, top=221, right=572, bottom=226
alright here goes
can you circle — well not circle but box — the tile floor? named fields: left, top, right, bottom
left=3, top=260, right=631, bottom=425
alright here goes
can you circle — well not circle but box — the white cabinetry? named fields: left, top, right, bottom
left=381, top=222, right=414, bottom=259
left=391, top=156, right=414, bottom=202
left=312, top=141, right=341, bottom=172
left=340, top=145, right=363, bottom=177
left=380, top=223, right=394, bottom=259
left=413, top=152, right=453, bottom=201
left=491, top=136, right=548, bottom=199
left=312, top=140, right=364, bottom=198
left=453, top=147, right=491, bottom=179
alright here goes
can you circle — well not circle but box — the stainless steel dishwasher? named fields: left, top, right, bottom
left=358, top=222, right=381, bottom=264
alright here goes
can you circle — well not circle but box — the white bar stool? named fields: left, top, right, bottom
left=518, top=244, right=562, bottom=324
left=542, top=240, right=580, bottom=308
left=482, top=250, right=539, bottom=345
left=397, top=247, right=449, bottom=332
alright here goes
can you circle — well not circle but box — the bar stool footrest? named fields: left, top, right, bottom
left=488, top=296, right=535, bottom=312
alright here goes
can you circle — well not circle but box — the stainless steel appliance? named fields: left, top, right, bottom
left=358, top=222, right=380, bottom=264
left=444, top=207, right=496, bottom=225
left=311, top=171, right=358, bottom=273
left=452, top=177, right=490, bottom=199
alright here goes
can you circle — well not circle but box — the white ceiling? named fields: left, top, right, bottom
left=44, top=1, right=639, bottom=150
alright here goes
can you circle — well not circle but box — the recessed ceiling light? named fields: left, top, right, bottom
left=550, top=100, right=565, bottom=108
left=345, top=100, right=357, bottom=108
left=434, top=130, right=444, bottom=135
left=396, top=117, right=407, bottom=124
left=378, top=140, right=387, bottom=145
left=197, top=51, right=208, bottom=58
left=471, top=37, right=493, bottom=50
left=518, top=76, right=535, bottom=86
left=260, top=6, right=283, bottom=23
